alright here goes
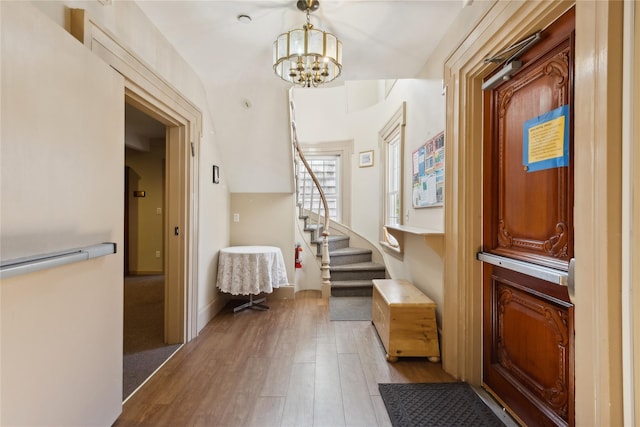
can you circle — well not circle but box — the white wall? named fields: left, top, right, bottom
left=293, top=221, right=323, bottom=292
left=198, top=112, right=231, bottom=326
left=229, top=193, right=295, bottom=285
left=206, top=80, right=295, bottom=193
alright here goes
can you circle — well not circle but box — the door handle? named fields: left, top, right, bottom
left=174, top=226, right=180, bottom=236
left=568, top=258, right=575, bottom=303
left=477, top=252, right=568, bottom=286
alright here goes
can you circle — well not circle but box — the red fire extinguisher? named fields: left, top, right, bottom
left=295, top=244, right=303, bottom=269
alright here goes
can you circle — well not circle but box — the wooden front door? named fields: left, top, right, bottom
left=481, top=8, right=575, bottom=427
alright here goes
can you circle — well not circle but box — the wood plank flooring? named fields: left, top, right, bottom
left=113, top=291, right=455, bottom=427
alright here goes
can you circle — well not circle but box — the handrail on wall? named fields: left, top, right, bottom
left=0, top=243, right=117, bottom=279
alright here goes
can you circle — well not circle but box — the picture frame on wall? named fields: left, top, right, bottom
left=359, top=150, right=374, bottom=168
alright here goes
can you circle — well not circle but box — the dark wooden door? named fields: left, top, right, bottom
left=482, top=8, right=575, bottom=427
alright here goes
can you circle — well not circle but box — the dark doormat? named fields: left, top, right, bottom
left=328, top=296, right=372, bottom=321
left=379, top=382, right=506, bottom=427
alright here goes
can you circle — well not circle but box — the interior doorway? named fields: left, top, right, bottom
left=123, top=103, right=180, bottom=400
left=124, top=103, right=166, bottom=278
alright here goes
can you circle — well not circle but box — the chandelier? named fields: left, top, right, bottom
left=273, top=0, right=342, bottom=88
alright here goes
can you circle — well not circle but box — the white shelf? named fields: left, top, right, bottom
left=384, top=224, right=443, bottom=236
left=383, top=225, right=444, bottom=257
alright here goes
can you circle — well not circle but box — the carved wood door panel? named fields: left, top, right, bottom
left=482, top=8, right=575, bottom=427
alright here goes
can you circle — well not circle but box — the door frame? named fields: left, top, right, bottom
left=622, top=2, right=640, bottom=424
left=443, top=1, right=623, bottom=425
left=70, top=9, right=202, bottom=344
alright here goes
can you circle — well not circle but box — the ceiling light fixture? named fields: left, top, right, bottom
left=273, top=0, right=342, bottom=88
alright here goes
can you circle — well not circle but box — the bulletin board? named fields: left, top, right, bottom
left=412, top=131, right=445, bottom=208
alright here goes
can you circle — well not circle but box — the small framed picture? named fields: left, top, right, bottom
left=359, top=150, right=374, bottom=168
left=213, top=165, right=220, bottom=184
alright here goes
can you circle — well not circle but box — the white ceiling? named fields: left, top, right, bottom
left=129, top=1, right=466, bottom=191
left=135, top=1, right=464, bottom=83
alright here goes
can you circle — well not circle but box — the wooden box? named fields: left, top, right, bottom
left=371, top=279, right=440, bottom=362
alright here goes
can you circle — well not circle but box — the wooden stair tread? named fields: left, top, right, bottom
left=331, top=280, right=373, bottom=288
left=327, top=247, right=372, bottom=256
left=312, top=234, right=349, bottom=244
left=330, top=262, right=385, bottom=271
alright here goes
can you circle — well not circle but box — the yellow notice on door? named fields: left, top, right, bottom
left=528, top=115, right=565, bottom=163
left=522, top=104, right=569, bottom=172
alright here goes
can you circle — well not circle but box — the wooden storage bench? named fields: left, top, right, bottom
left=371, top=279, right=440, bottom=363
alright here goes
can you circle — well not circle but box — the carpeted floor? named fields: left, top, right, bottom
left=123, top=275, right=181, bottom=400
left=379, top=382, right=506, bottom=427
left=328, top=296, right=372, bottom=321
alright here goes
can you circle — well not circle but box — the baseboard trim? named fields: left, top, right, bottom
left=197, top=294, right=230, bottom=333
left=128, top=271, right=163, bottom=276
left=272, top=285, right=295, bottom=300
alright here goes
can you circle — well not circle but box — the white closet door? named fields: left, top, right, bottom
left=1, top=2, right=124, bottom=426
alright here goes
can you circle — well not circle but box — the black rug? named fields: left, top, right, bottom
left=379, top=382, right=505, bottom=427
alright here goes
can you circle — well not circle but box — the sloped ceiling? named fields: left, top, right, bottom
left=133, top=1, right=465, bottom=192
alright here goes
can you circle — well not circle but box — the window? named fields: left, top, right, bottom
left=296, top=141, right=353, bottom=226
left=380, top=103, right=406, bottom=247
left=297, top=155, right=341, bottom=222
left=386, top=134, right=401, bottom=226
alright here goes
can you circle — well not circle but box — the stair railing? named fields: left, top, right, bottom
left=290, top=117, right=331, bottom=290
left=315, top=177, right=323, bottom=233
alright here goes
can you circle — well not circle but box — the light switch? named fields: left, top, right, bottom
left=155, top=250, right=161, bottom=258
left=233, top=213, right=240, bottom=222
left=156, top=207, right=162, bottom=215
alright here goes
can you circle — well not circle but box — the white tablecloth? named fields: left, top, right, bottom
left=216, top=246, right=288, bottom=296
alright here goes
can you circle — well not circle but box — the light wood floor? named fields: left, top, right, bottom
left=113, top=290, right=455, bottom=427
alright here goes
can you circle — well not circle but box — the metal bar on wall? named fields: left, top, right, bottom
left=0, top=243, right=117, bottom=279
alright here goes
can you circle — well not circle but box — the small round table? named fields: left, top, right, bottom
left=216, top=246, right=288, bottom=312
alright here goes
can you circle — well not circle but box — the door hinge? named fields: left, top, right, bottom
left=190, top=142, right=195, bottom=157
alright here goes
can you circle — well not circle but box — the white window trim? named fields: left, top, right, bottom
left=300, top=140, right=353, bottom=227
left=379, top=102, right=406, bottom=249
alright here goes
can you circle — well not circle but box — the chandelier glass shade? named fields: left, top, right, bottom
left=273, top=3, right=342, bottom=88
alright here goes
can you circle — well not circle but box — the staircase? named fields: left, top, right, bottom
left=290, top=100, right=386, bottom=297
left=302, top=217, right=387, bottom=297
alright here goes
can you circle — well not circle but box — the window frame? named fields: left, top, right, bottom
left=297, top=154, right=341, bottom=223
left=299, top=140, right=353, bottom=227
left=379, top=103, right=406, bottom=248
